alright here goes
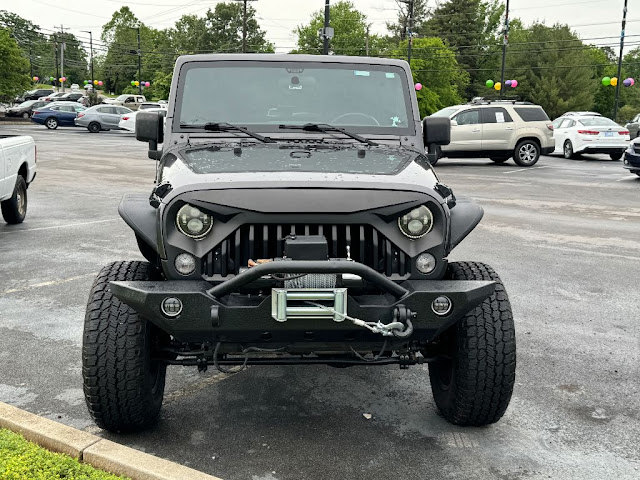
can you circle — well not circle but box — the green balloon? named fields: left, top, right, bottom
left=602, top=77, right=611, bottom=86
left=486, top=79, right=494, bottom=88
left=131, top=80, right=136, bottom=86
left=83, top=80, right=88, bottom=84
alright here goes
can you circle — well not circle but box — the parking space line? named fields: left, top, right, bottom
left=1, top=273, right=96, bottom=295
left=0, top=218, right=118, bottom=233
left=502, top=165, right=552, bottom=174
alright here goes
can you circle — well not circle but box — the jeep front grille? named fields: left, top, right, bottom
left=202, top=224, right=410, bottom=278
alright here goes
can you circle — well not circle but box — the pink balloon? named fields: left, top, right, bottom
left=98, top=80, right=103, bottom=86
left=145, top=81, right=150, bottom=87
left=511, top=80, right=518, bottom=88
left=414, top=82, right=422, bottom=91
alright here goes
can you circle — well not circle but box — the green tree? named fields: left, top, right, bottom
left=392, top=37, right=468, bottom=117
left=386, top=0, right=430, bottom=41
left=0, top=28, right=30, bottom=101
left=170, top=14, right=210, bottom=53
left=204, top=2, right=273, bottom=53
left=294, top=1, right=389, bottom=56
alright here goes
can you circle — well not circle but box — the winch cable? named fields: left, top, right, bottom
left=304, top=301, right=410, bottom=337
left=350, top=339, right=388, bottom=362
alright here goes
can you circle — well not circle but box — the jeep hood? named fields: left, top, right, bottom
left=160, top=143, right=442, bottom=206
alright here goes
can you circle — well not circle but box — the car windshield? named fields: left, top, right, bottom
left=176, top=61, right=414, bottom=134
left=578, top=117, right=620, bottom=127
left=431, top=107, right=460, bottom=118
left=18, top=100, right=37, bottom=107
left=115, top=95, right=130, bottom=102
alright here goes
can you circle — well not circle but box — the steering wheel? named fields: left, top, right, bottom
left=330, top=112, right=380, bottom=126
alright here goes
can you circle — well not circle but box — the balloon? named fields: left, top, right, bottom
left=631, top=78, right=636, bottom=87
left=611, top=77, right=618, bottom=87
left=505, top=80, right=512, bottom=86
left=98, top=80, right=103, bottom=86
left=145, top=81, right=150, bottom=87
left=83, top=80, right=88, bottom=85
left=33, top=76, right=39, bottom=82
left=623, top=78, right=632, bottom=87
left=602, top=77, right=611, bottom=86
left=135, top=81, right=140, bottom=86
left=486, top=79, right=494, bottom=88
left=494, top=82, right=502, bottom=91
left=130, top=80, right=135, bottom=86
left=93, top=80, right=98, bottom=85
left=511, top=79, right=518, bottom=88
left=414, top=82, right=422, bottom=91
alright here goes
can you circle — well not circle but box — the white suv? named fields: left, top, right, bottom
left=430, top=100, right=554, bottom=167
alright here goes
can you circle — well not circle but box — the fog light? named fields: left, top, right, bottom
left=175, top=253, right=196, bottom=275
left=161, top=297, right=182, bottom=317
left=431, top=296, right=452, bottom=316
left=416, top=253, right=436, bottom=273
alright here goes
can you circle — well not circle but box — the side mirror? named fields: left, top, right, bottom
left=136, top=111, right=164, bottom=160
left=423, top=116, right=451, bottom=147
left=450, top=119, right=458, bottom=127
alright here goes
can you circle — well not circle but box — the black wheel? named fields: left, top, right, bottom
left=1, top=176, right=27, bottom=224
left=45, top=117, right=58, bottom=129
left=490, top=156, right=509, bottom=164
left=83, top=261, right=167, bottom=432
left=514, top=139, right=540, bottom=166
left=88, top=122, right=101, bottom=133
left=428, top=261, right=516, bottom=426
left=609, top=152, right=623, bottom=161
left=21, top=112, right=29, bottom=119
left=563, top=140, right=575, bottom=159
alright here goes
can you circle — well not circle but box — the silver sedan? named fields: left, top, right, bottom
left=74, top=105, right=133, bottom=133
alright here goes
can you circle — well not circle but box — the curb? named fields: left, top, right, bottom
left=0, top=402, right=222, bottom=480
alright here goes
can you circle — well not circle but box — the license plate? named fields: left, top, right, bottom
left=604, top=131, right=614, bottom=137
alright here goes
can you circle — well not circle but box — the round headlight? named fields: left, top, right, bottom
left=398, top=206, right=433, bottom=239
left=176, top=204, right=213, bottom=239
left=175, top=253, right=196, bottom=275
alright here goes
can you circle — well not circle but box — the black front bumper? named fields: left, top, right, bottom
left=110, top=260, right=495, bottom=345
left=623, top=149, right=640, bottom=172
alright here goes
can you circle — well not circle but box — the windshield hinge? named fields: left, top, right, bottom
left=435, top=182, right=456, bottom=208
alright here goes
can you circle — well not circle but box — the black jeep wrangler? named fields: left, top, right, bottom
left=82, top=54, right=516, bottom=433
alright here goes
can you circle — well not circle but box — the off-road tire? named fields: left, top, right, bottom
left=563, top=140, right=575, bottom=159
left=428, top=261, right=516, bottom=426
left=610, top=152, right=623, bottom=161
left=83, top=261, right=167, bottom=432
left=513, top=139, right=540, bottom=166
left=1, top=175, right=27, bottom=224
left=88, top=122, right=101, bottom=133
left=490, top=156, right=509, bottom=164
left=45, top=117, right=58, bottom=129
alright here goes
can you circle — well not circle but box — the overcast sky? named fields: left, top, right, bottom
left=5, top=0, right=637, bottom=54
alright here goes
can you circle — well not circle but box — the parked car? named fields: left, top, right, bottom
left=118, top=107, right=166, bottom=132
left=4, top=100, right=48, bottom=119
left=102, top=94, right=146, bottom=111
left=622, top=136, right=640, bottom=176
left=624, top=114, right=640, bottom=139
left=15, top=89, right=54, bottom=102
left=57, top=92, right=84, bottom=102
left=0, top=134, right=36, bottom=224
left=75, top=105, right=133, bottom=132
left=430, top=99, right=554, bottom=166
left=31, top=103, right=86, bottom=129
left=41, top=92, right=68, bottom=102
left=70, top=83, right=80, bottom=91
left=559, top=111, right=602, bottom=118
left=552, top=115, right=630, bottom=160
left=139, top=102, right=167, bottom=110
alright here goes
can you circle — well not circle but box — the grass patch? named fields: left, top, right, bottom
left=0, top=428, right=129, bottom=480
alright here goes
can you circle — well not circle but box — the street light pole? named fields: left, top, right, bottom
left=500, top=0, right=510, bottom=98
left=613, top=0, right=628, bottom=121
left=399, top=0, right=415, bottom=64
left=137, top=26, right=142, bottom=94
left=82, top=30, right=94, bottom=87
left=323, top=0, right=330, bottom=55
left=233, top=0, right=257, bottom=53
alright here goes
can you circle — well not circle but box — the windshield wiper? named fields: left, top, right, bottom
left=279, top=123, right=378, bottom=146
left=180, top=122, right=275, bottom=143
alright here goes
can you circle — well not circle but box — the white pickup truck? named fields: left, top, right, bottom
left=1, top=135, right=37, bottom=224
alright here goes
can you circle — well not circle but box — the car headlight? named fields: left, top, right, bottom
left=398, top=206, right=433, bottom=239
left=176, top=204, right=213, bottom=239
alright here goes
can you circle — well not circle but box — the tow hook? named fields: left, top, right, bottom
left=391, top=305, right=416, bottom=339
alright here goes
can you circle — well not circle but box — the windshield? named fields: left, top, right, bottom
left=175, top=61, right=414, bottom=134
left=579, top=117, right=620, bottom=127
left=18, top=100, right=37, bottom=107
left=431, top=107, right=460, bottom=118
left=115, top=95, right=130, bottom=102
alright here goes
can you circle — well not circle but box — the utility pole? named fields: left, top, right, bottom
left=82, top=30, right=94, bottom=87
left=57, top=25, right=66, bottom=92
left=365, top=24, right=370, bottom=56
left=613, top=0, right=628, bottom=121
left=323, top=0, right=330, bottom=54
left=54, top=34, right=59, bottom=91
left=137, top=25, right=142, bottom=94
left=28, top=39, right=33, bottom=79
left=500, top=0, right=510, bottom=98
left=233, top=0, right=256, bottom=53
left=399, top=0, right=414, bottom=63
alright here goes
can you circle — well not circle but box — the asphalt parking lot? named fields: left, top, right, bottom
left=0, top=124, right=639, bottom=480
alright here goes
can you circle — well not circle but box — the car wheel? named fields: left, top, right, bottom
left=428, top=261, right=516, bottom=426
left=88, top=122, right=101, bottom=133
left=21, top=112, right=29, bottom=119
left=490, top=156, right=509, bottom=164
left=563, top=140, right=575, bottom=159
left=82, top=261, right=167, bottom=433
left=45, top=117, right=58, bottom=129
left=514, top=140, right=540, bottom=166
left=609, top=152, right=623, bottom=161
left=1, top=175, right=27, bottom=225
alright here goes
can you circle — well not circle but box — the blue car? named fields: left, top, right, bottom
left=31, top=102, right=86, bottom=130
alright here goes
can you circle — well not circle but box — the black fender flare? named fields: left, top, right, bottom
left=118, top=194, right=162, bottom=260
left=447, top=196, right=484, bottom=253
